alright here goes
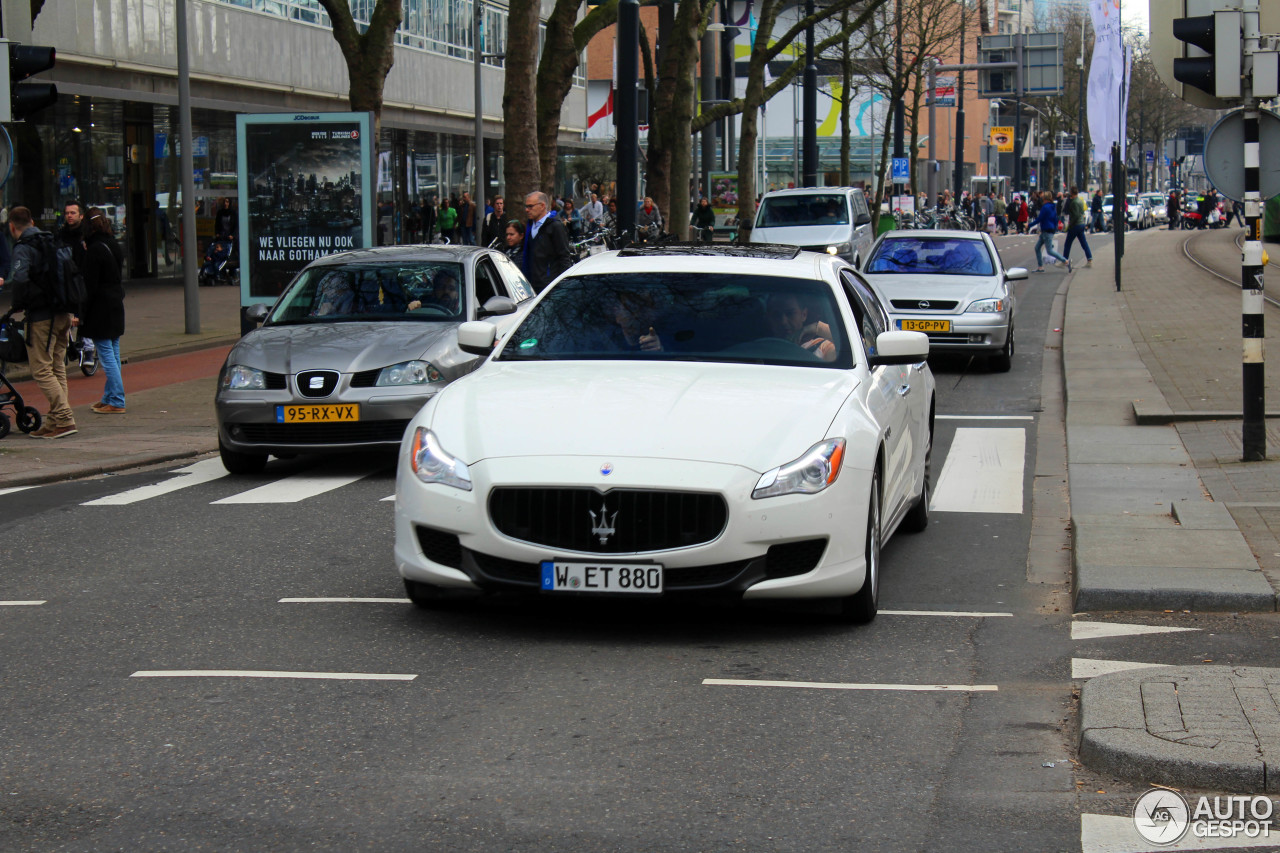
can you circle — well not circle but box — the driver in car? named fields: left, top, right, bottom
left=766, top=292, right=836, bottom=361
left=409, top=269, right=461, bottom=314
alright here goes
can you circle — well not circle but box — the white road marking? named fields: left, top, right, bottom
left=83, top=458, right=228, bottom=506
left=279, top=597, right=410, bottom=604
left=703, top=679, right=997, bottom=692
left=1081, top=813, right=1280, bottom=852
left=930, top=427, right=1026, bottom=514
left=211, top=470, right=374, bottom=504
left=0, top=486, right=34, bottom=496
left=130, top=670, right=417, bottom=681
left=1071, top=621, right=1201, bottom=641
left=0, top=600, right=46, bottom=606
left=1072, top=658, right=1171, bottom=679
left=936, top=415, right=1035, bottom=421
left=381, top=494, right=395, bottom=502
left=880, top=609, right=1013, bottom=617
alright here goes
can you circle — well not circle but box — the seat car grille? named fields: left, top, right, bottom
left=350, top=368, right=383, bottom=388
left=296, top=369, right=340, bottom=398
left=232, top=420, right=410, bottom=445
left=488, top=488, right=728, bottom=553
left=890, top=299, right=959, bottom=311
left=264, top=372, right=287, bottom=390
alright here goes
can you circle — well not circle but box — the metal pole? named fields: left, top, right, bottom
left=893, top=0, right=904, bottom=199
left=927, top=60, right=938, bottom=208
left=1242, top=101, right=1266, bottom=460
left=616, top=0, right=639, bottom=245
left=954, top=3, right=966, bottom=202
left=1013, top=34, right=1023, bottom=197
left=802, top=0, right=818, bottom=187
left=720, top=0, right=733, bottom=172
left=1077, top=16, right=1085, bottom=190
left=701, top=23, right=715, bottom=203
left=474, top=0, right=484, bottom=216
left=177, top=0, right=199, bottom=333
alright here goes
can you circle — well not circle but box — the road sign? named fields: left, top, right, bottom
left=1202, top=107, right=1280, bottom=201
left=891, top=157, right=910, bottom=181
left=977, top=33, right=1065, bottom=98
left=1146, top=149, right=1155, bottom=162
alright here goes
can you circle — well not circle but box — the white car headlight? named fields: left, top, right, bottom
left=752, top=438, right=846, bottom=499
left=221, top=364, right=266, bottom=390
left=967, top=298, right=1007, bottom=314
left=827, top=242, right=852, bottom=256
left=409, top=428, right=472, bottom=491
left=376, top=360, right=442, bottom=386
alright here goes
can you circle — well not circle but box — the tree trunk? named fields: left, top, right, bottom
left=503, top=0, right=543, bottom=200
left=317, top=0, right=403, bottom=146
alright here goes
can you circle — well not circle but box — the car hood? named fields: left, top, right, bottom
left=862, top=274, right=1004, bottom=310
left=228, top=321, right=461, bottom=373
left=750, top=224, right=852, bottom=247
left=429, top=361, right=859, bottom=472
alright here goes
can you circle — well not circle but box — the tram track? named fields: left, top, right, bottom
left=1180, top=227, right=1280, bottom=310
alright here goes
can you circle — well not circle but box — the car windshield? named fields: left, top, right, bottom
left=865, top=236, right=995, bottom=276
left=756, top=194, right=850, bottom=227
left=497, top=272, right=853, bottom=369
left=265, top=262, right=467, bottom=324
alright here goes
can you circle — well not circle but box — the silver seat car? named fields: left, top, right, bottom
left=215, top=245, right=534, bottom=473
left=860, top=230, right=1026, bottom=372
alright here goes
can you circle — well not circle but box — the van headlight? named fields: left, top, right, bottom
left=752, top=439, right=845, bottom=499
left=827, top=242, right=852, bottom=257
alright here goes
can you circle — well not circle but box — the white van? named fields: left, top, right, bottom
left=749, top=187, right=874, bottom=269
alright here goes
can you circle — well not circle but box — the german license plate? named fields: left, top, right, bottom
left=276, top=404, right=360, bottom=423
left=540, top=561, right=664, bottom=594
left=900, top=319, right=950, bottom=332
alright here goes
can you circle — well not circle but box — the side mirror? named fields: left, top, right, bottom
left=478, top=295, right=517, bottom=318
left=854, top=212, right=872, bottom=227
left=457, top=320, right=498, bottom=356
left=1005, top=266, right=1029, bottom=281
left=868, top=330, right=929, bottom=366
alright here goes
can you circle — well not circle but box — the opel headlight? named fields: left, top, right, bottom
left=409, top=428, right=472, bottom=491
left=221, top=364, right=266, bottom=390
left=752, top=439, right=845, bottom=499
left=376, top=360, right=442, bottom=386
left=967, top=298, right=1007, bottom=314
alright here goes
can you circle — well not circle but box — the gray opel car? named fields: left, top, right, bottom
left=215, top=245, right=534, bottom=473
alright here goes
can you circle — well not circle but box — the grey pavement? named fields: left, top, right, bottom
left=5, top=228, right=1280, bottom=794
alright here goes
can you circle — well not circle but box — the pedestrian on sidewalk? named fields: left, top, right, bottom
left=9, top=206, right=76, bottom=438
left=1033, top=192, right=1070, bottom=272
left=1062, top=186, right=1093, bottom=267
left=1015, top=195, right=1029, bottom=233
left=81, top=207, right=127, bottom=414
left=993, top=193, right=1008, bottom=235
left=1090, top=189, right=1104, bottom=232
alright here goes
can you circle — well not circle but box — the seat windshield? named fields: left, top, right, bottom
left=865, top=237, right=995, bottom=276
left=756, top=194, right=850, bottom=228
left=497, top=272, right=852, bottom=368
left=265, top=262, right=466, bottom=324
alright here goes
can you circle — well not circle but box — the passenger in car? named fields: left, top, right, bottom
left=765, top=292, right=836, bottom=361
left=311, top=270, right=356, bottom=316
left=609, top=291, right=665, bottom=352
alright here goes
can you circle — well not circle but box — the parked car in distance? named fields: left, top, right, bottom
left=1139, top=192, right=1168, bottom=223
left=215, top=245, right=534, bottom=473
left=860, top=229, right=1026, bottom=372
left=749, top=187, right=875, bottom=269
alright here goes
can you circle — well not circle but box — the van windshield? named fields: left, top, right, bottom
left=756, top=194, right=850, bottom=228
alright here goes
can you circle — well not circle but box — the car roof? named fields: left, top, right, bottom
left=759, top=187, right=862, bottom=199
left=877, top=229, right=987, bottom=243
left=306, top=244, right=493, bottom=267
left=561, top=244, right=839, bottom=279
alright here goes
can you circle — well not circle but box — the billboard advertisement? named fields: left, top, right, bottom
left=236, top=112, right=375, bottom=306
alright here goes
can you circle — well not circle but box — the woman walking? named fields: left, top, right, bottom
left=81, top=207, right=127, bottom=413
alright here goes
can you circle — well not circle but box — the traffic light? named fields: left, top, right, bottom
left=0, top=41, right=57, bottom=122
left=1172, top=9, right=1242, bottom=99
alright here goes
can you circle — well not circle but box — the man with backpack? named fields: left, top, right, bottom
left=9, top=206, right=78, bottom=438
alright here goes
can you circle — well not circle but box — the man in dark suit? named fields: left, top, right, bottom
left=521, top=191, right=573, bottom=292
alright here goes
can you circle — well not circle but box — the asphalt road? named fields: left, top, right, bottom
left=5, top=230, right=1280, bottom=852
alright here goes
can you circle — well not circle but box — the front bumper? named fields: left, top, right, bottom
left=393, top=454, right=872, bottom=601
left=890, top=314, right=1010, bottom=354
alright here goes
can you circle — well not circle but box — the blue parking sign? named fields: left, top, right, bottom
left=891, top=157, right=910, bottom=182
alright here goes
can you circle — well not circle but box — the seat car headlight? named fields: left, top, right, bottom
left=376, top=360, right=442, bottom=386
left=967, top=298, right=1007, bottom=314
left=752, top=438, right=845, bottom=499
left=221, top=364, right=267, bottom=390
left=409, top=428, right=472, bottom=491
left=827, top=242, right=852, bottom=256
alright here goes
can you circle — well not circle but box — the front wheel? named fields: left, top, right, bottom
left=989, top=323, right=1014, bottom=373
left=901, top=419, right=932, bottom=533
left=841, top=468, right=882, bottom=624
left=219, top=436, right=268, bottom=474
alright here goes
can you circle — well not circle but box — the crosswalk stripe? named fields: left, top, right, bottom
left=703, top=678, right=997, bottom=692
left=1072, top=621, right=1201, bottom=641
left=211, top=470, right=374, bottom=504
left=1072, top=658, right=1170, bottom=679
left=130, top=670, right=417, bottom=681
left=83, top=458, right=227, bottom=506
left=0, top=486, right=35, bottom=497
left=930, top=427, right=1025, bottom=514
left=279, top=597, right=409, bottom=604
left=0, top=600, right=46, bottom=606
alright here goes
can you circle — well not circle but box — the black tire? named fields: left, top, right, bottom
left=17, top=406, right=41, bottom=434
left=989, top=323, right=1014, bottom=372
left=80, top=358, right=98, bottom=377
left=901, top=416, right=933, bottom=534
left=0, top=413, right=9, bottom=439
left=219, top=437, right=268, bottom=474
left=841, top=468, right=882, bottom=624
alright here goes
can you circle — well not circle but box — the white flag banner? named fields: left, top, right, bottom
left=1087, top=0, right=1130, bottom=161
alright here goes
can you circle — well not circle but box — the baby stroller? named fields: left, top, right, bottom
left=0, top=310, right=44, bottom=439
left=66, top=325, right=98, bottom=376
left=199, top=235, right=238, bottom=286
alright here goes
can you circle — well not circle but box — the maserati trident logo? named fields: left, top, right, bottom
left=589, top=500, right=618, bottom=545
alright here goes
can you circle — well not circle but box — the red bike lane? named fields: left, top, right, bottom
left=10, top=345, right=232, bottom=410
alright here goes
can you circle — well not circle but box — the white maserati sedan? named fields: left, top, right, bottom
left=393, top=244, right=935, bottom=623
